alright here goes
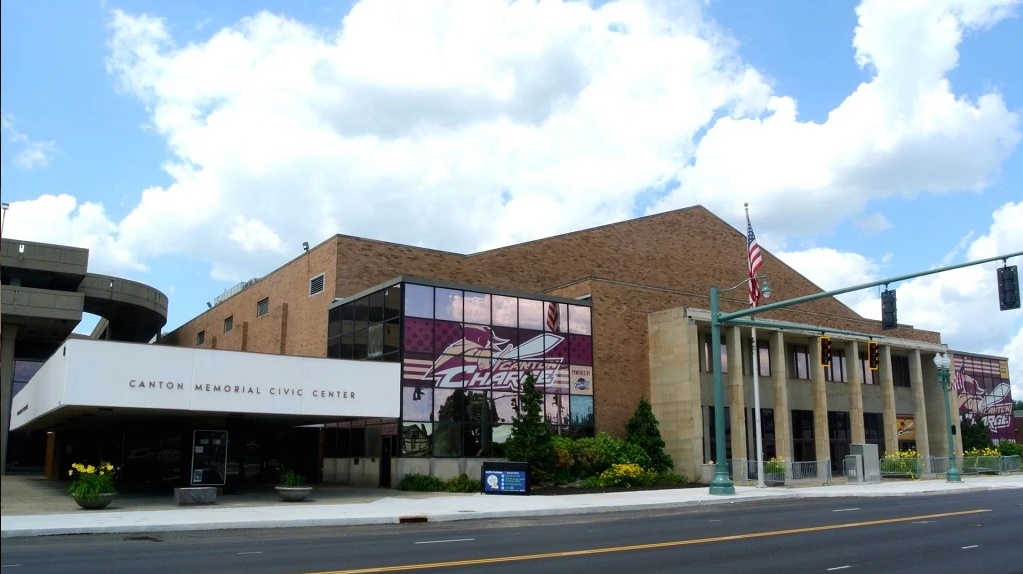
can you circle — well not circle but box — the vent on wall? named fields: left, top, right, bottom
left=196, top=330, right=205, bottom=346
left=309, top=273, right=325, bottom=296
left=224, top=316, right=233, bottom=333
left=257, top=297, right=270, bottom=318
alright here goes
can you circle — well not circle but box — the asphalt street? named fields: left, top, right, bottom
left=4, top=490, right=1021, bottom=574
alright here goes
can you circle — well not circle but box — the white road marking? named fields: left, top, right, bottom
left=827, top=566, right=851, bottom=571
left=237, top=551, right=264, bottom=555
left=1, top=565, right=21, bottom=568
left=962, top=545, right=979, bottom=549
left=832, top=508, right=860, bottom=512
left=913, top=521, right=934, bottom=524
left=415, top=538, right=475, bottom=545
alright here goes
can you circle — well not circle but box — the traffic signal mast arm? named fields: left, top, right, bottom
left=717, top=250, right=1023, bottom=325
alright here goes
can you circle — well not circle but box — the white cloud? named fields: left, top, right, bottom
left=778, top=201, right=1023, bottom=404
left=0, top=195, right=143, bottom=272
left=2, top=0, right=1019, bottom=326
left=1, top=113, right=58, bottom=170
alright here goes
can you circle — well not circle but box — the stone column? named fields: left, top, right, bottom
left=647, top=309, right=703, bottom=480
left=727, top=326, right=748, bottom=464
left=846, top=340, right=865, bottom=444
left=909, top=349, right=930, bottom=458
left=809, top=337, right=830, bottom=463
left=1, top=324, right=19, bottom=475
left=771, top=331, right=791, bottom=462
left=880, top=345, right=898, bottom=455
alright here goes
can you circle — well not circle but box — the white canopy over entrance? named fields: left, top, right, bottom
left=10, top=339, right=400, bottom=432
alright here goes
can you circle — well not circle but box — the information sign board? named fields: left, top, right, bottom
left=481, top=461, right=530, bottom=495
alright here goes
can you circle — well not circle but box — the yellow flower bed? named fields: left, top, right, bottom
left=68, top=461, right=119, bottom=500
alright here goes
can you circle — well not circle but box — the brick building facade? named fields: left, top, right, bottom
left=162, top=206, right=958, bottom=482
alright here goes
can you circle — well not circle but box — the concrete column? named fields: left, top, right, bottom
left=727, top=326, right=748, bottom=462
left=909, top=349, right=930, bottom=458
left=647, top=309, right=703, bottom=480
left=809, top=337, right=830, bottom=463
left=846, top=340, right=865, bottom=444
left=771, top=331, right=791, bottom=462
left=880, top=345, right=897, bottom=455
left=1, top=324, right=19, bottom=475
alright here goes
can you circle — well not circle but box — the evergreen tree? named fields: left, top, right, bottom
left=625, top=398, right=674, bottom=472
left=504, top=373, right=554, bottom=481
left=960, top=415, right=994, bottom=451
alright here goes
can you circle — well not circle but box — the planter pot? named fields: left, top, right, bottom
left=275, top=486, right=312, bottom=502
left=72, top=492, right=117, bottom=510
left=699, top=464, right=716, bottom=484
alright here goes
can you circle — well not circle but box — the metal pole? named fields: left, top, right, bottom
left=939, top=361, right=962, bottom=482
left=751, top=323, right=765, bottom=488
left=709, top=287, right=735, bottom=494
left=719, top=251, right=1023, bottom=324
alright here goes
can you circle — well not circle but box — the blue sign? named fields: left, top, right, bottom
left=481, top=462, right=530, bottom=495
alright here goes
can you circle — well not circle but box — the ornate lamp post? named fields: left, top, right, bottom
left=933, top=352, right=962, bottom=483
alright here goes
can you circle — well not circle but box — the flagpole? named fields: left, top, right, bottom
left=746, top=203, right=766, bottom=489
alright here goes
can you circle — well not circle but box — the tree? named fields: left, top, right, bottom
left=960, top=415, right=994, bottom=452
left=625, top=398, right=674, bottom=472
left=1014, top=399, right=1023, bottom=412
left=504, top=373, right=554, bottom=481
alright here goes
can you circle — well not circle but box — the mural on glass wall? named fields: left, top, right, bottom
left=954, top=354, right=1014, bottom=442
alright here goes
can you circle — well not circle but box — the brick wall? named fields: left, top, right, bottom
left=162, top=206, right=942, bottom=437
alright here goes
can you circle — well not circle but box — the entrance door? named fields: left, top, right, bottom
left=379, top=437, right=392, bottom=487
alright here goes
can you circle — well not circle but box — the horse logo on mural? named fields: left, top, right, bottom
left=425, top=324, right=566, bottom=392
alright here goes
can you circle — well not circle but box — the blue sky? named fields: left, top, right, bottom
left=2, top=0, right=1021, bottom=395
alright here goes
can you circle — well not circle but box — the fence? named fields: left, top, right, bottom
left=879, top=455, right=1021, bottom=478
left=728, top=459, right=832, bottom=486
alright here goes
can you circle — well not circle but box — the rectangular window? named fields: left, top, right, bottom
left=702, top=335, right=728, bottom=373
left=788, top=345, right=810, bottom=380
left=196, top=330, right=205, bottom=346
left=224, top=316, right=234, bottom=333
left=257, top=297, right=269, bottom=318
left=859, top=353, right=875, bottom=384
left=741, top=338, right=771, bottom=376
left=824, top=350, right=847, bottom=382
left=892, top=355, right=911, bottom=388
left=309, top=273, right=325, bottom=296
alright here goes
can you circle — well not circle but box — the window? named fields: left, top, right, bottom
left=309, top=273, right=325, bottom=296
left=742, top=339, right=771, bottom=376
left=892, top=355, right=911, bottom=388
left=788, top=345, right=810, bottom=380
left=859, top=352, right=876, bottom=384
left=701, top=335, right=728, bottom=373
left=257, top=297, right=269, bottom=318
left=824, top=350, right=847, bottom=382
left=224, top=316, right=234, bottom=333
left=196, top=330, right=205, bottom=346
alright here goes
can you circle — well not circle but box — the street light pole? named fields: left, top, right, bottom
left=709, top=286, right=734, bottom=495
left=934, top=352, right=962, bottom=483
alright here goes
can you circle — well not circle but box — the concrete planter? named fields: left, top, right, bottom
left=275, top=486, right=312, bottom=502
left=73, top=492, right=117, bottom=510
left=699, top=464, right=716, bottom=484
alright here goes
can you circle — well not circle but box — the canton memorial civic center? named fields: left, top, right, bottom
left=5, top=206, right=1012, bottom=489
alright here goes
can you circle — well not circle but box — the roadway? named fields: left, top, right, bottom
left=2, top=490, right=1020, bottom=574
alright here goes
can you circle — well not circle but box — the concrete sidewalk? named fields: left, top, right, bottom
left=2, top=474, right=1021, bottom=539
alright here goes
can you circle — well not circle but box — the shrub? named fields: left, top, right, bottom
left=625, top=398, right=674, bottom=472
left=398, top=473, right=483, bottom=492
left=881, top=449, right=920, bottom=479
left=444, top=474, right=482, bottom=493
left=398, top=473, right=445, bottom=492
left=764, top=457, right=786, bottom=477
left=594, top=463, right=648, bottom=488
left=68, top=461, right=119, bottom=500
left=278, top=468, right=306, bottom=487
left=574, top=433, right=651, bottom=475
left=997, top=441, right=1022, bottom=458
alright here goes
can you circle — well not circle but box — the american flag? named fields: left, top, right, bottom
left=746, top=212, right=763, bottom=307
left=546, top=302, right=561, bottom=332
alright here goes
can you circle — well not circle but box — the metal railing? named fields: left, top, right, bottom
left=728, top=459, right=832, bottom=486
left=879, top=455, right=1022, bottom=478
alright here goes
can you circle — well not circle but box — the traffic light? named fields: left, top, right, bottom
left=998, top=265, right=1020, bottom=311
left=819, top=336, right=832, bottom=367
left=867, top=341, right=879, bottom=371
left=881, top=289, right=897, bottom=330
